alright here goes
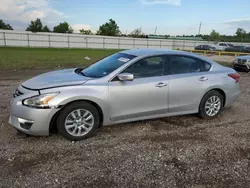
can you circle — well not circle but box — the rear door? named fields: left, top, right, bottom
left=165, top=55, right=211, bottom=113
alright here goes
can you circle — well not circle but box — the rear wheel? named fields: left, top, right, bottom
left=57, top=101, right=100, bottom=141
left=199, top=90, right=224, bottom=119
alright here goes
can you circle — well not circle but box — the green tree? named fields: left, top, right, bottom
left=236, top=28, right=247, bottom=42
left=129, top=28, right=148, bottom=38
left=0, top=19, right=13, bottom=30
left=42, top=25, right=50, bottom=32
left=130, top=28, right=143, bottom=37
left=53, top=22, right=73, bottom=33
left=210, top=30, right=220, bottom=41
left=236, top=28, right=246, bottom=37
left=79, top=29, right=93, bottom=35
left=26, top=18, right=43, bottom=32
left=96, top=19, right=121, bottom=36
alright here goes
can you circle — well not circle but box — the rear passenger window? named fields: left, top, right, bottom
left=219, top=43, right=227, bottom=46
left=201, top=61, right=211, bottom=71
left=166, top=56, right=210, bottom=75
left=167, top=56, right=200, bottom=74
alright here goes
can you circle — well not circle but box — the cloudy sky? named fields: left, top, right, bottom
left=1, top=0, right=250, bottom=35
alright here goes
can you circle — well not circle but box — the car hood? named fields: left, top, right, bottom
left=236, top=55, right=250, bottom=60
left=22, top=68, right=92, bottom=90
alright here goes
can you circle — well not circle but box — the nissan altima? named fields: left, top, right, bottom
left=9, top=49, right=240, bottom=140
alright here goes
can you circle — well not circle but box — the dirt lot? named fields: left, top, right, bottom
left=0, top=70, right=250, bottom=188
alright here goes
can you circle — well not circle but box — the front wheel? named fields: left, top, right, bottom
left=57, top=101, right=100, bottom=141
left=199, top=90, right=224, bottom=119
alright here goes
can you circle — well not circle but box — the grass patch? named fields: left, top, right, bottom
left=0, top=47, right=232, bottom=70
left=0, top=47, right=121, bottom=70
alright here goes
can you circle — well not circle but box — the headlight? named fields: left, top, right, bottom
left=23, top=92, right=59, bottom=108
left=233, top=59, right=237, bottom=64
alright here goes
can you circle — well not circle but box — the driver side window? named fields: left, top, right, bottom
left=122, top=56, right=164, bottom=78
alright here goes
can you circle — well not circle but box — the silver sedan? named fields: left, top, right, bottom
left=9, top=49, right=240, bottom=140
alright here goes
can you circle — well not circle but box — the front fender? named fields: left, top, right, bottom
left=41, top=85, right=109, bottom=123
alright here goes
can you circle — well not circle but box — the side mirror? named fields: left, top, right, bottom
left=117, top=73, right=134, bottom=81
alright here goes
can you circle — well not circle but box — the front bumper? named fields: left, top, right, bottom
left=9, top=107, right=59, bottom=136
left=233, top=63, right=250, bottom=71
left=9, top=86, right=60, bottom=136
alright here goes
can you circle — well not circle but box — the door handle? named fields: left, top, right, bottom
left=155, top=82, right=167, bottom=88
left=199, top=77, right=208, bottom=81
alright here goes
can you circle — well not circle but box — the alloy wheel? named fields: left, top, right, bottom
left=205, top=96, right=221, bottom=117
left=64, top=109, right=94, bottom=137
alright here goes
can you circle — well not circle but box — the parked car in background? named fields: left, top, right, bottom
left=233, top=55, right=250, bottom=71
left=195, top=45, right=216, bottom=51
left=225, top=46, right=250, bottom=53
left=9, top=49, right=240, bottom=141
left=214, top=42, right=234, bottom=51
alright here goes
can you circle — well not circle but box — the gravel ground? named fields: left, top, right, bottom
left=206, top=55, right=235, bottom=65
left=0, top=70, right=250, bottom=188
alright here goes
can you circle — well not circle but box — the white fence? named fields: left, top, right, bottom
left=0, top=30, right=249, bottom=50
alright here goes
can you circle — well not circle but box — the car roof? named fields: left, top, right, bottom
left=121, top=48, right=194, bottom=57
left=121, top=48, right=217, bottom=64
left=120, top=48, right=223, bottom=66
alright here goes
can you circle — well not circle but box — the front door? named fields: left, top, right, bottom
left=108, top=56, right=169, bottom=122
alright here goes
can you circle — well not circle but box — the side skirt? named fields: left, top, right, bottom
left=103, top=109, right=198, bottom=126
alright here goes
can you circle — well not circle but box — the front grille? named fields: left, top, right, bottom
left=234, top=64, right=248, bottom=69
left=13, top=89, right=23, bottom=98
left=237, top=59, right=247, bottom=64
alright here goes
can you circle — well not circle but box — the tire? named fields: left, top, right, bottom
left=57, top=101, right=100, bottom=141
left=199, top=90, right=224, bottom=119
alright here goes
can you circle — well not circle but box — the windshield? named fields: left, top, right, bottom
left=82, top=53, right=136, bottom=78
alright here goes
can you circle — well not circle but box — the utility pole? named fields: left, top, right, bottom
left=198, top=22, right=202, bottom=35
left=154, top=26, right=157, bottom=35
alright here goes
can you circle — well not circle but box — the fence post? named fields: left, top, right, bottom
left=118, top=38, right=120, bottom=49
left=103, top=37, right=105, bottom=49
left=68, top=35, right=70, bottom=48
left=27, top=33, right=30, bottom=47
left=147, top=39, right=149, bottom=48
left=183, top=40, right=185, bottom=50
left=48, top=34, right=51, bottom=48
left=3, top=32, right=6, bottom=46
left=160, top=40, right=162, bottom=48
left=133, top=39, right=135, bottom=48
left=86, top=37, right=88, bottom=48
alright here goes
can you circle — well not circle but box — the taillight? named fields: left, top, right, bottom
left=228, top=73, right=240, bottom=83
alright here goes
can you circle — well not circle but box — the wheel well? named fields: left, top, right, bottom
left=204, top=88, right=226, bottom=107
left=49, top=100, right=104, bottom=133
left=213, top=89, right=226, bottom=107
